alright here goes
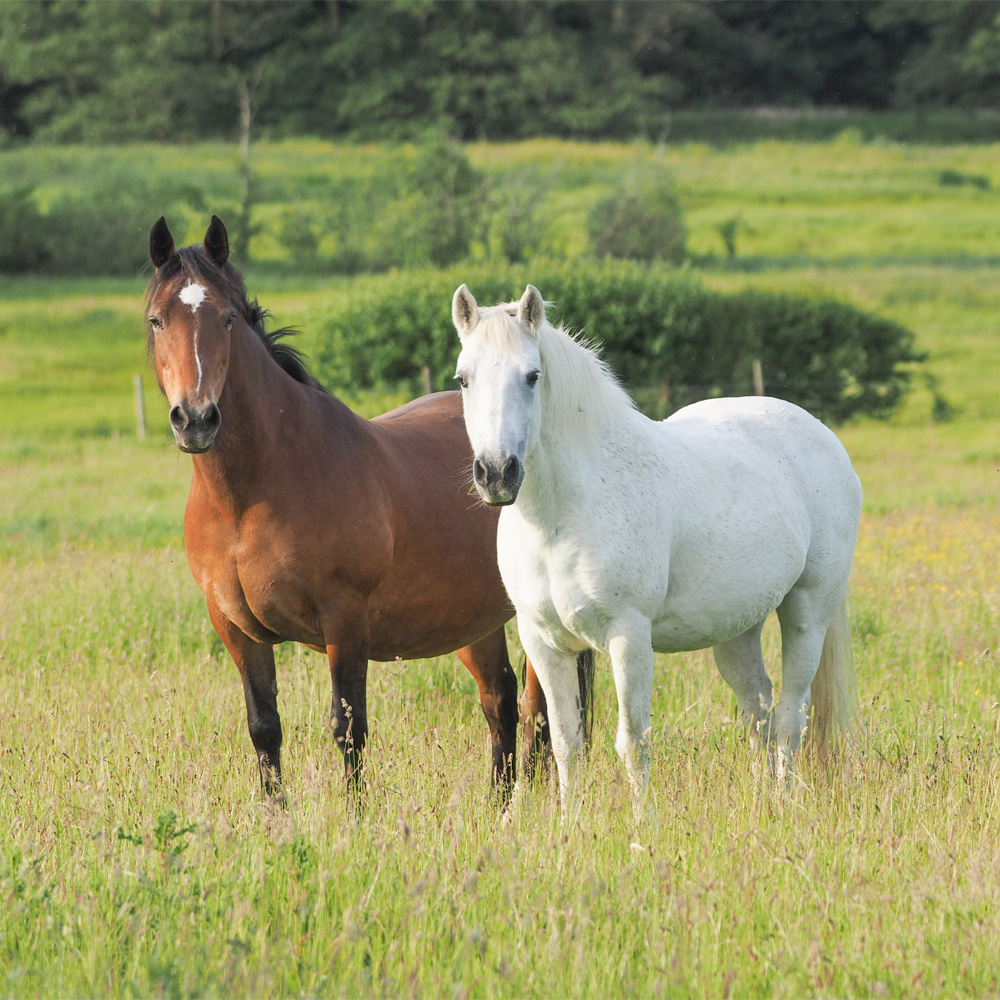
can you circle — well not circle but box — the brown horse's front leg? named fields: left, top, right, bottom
left=457, top=629, right=519, bottom=799
left=207, top=602, right=283, bottom=796
left=520, top=656, right=551, bottom=783
left=323, top=605, right=371, bottom=797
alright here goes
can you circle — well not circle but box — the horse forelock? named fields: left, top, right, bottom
left=144, top=246, right=327, bottom=393
left=475, top=303, right=530, bottom=354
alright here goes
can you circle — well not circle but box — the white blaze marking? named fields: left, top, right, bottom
left=178, top=282, right=207, bottom=391
left=179, top=282, right=207, bottom=311
left=193, top=330, right=204, bottom=392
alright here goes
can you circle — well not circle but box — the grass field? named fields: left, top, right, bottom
left=2, top=137, right=1000, bottom=996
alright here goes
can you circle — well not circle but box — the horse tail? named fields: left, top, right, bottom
left=809, top=593, right=859, bottom=756
left=576, top=649, right=596, bottom=745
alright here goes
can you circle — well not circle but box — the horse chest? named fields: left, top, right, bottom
left=500, top=535, right=604, bottom=653
left=206, top=558, right=319, bottom=645
left=190, top=514, right=327, bottom=646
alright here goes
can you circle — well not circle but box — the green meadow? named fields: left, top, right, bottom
left=1, top=138, right=999, bottom=996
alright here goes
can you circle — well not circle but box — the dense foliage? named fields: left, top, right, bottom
left=0, top=140, right=688, bottom=275
left=1, top=1, right=1000, bottom=144
left=313, top=260, right=921, bottom=423
left=588, top=167, right=686, bottom=264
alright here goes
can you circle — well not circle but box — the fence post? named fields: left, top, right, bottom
left=134, top=374, right=146, bottom=440
left=752, top=358, right=764, bottom=397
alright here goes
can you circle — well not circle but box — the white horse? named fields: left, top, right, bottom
left=452, top=283, right=862, bottom=812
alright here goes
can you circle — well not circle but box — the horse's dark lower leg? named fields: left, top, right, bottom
left=576, top=649, right=596, bottom=745
left=238, top=660, right=283, bottom=794
left=458, top=630, right=519, bottom=797
left=329, top=648, right=370, bottom=795
left=520, top=657, right=551, bottom=783
left=210, top=604, right=284, bottom=796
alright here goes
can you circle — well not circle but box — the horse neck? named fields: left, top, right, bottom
left=516, top=401, right=602, bottom=536
left=515, top=328, right=623, bottom=531
left=190, top=321, right=339, bottom=507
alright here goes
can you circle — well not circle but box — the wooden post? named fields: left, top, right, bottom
left=752, top=358, right=764, bottom=396
left=133, top=374, right=146, bottom=440
left=421, top=365, right=433, bottom=396
left=659, top=372, right=670, bottom=415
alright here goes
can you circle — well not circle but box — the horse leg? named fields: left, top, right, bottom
left=207, top=601, right=283, bottom=795
left=518, top=619, right=588, bottom=818
left=519, top=657, right=550, bottom=782
left=607, top=614, right=655, bottom=807
left=712, top=620, right=774, bottom=754
left=322, top=605, right=371, bottom=795
left=521, top=650, right=594, bottom=782
left=773, top=586, right=839, bottom=779
left=456, top=628, right=519, bottom=798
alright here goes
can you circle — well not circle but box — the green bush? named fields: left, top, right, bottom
left=587, top=166, right=686, bottom=264
left=0, top=184, right=49, bottom=271
left=313, top=258, right=922, bottom=423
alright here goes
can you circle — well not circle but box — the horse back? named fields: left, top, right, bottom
left=663, top=396, right=860, bottom=514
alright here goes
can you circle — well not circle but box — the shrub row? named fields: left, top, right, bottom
left=313, top=259, right=922, bottom=423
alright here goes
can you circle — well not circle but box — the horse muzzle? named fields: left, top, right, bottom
left=169, top=399, right=222, bottom=453
left=472, top=454, right=523, bottom=506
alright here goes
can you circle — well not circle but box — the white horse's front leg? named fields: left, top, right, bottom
left=608, top=614, right=655, bottom=809
left=517, top=617, right=587, bottom=820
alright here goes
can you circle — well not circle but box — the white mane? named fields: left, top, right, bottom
left=478, top=303, right=636, bottom=447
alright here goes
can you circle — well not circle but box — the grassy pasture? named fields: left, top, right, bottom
left=2, top=138, right=1000, bottom=996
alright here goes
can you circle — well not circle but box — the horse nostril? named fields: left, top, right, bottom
left=473, top=458, right=488, bottom=486
left=169, top=404, right=188, bottom=431
left=203, top=402, right=221, bottom=431
left=503, top=455, right=521, bottom=486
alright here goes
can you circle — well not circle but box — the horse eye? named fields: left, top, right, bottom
left=148, top=316, right=163, bottom=330
left=455, top=374, right=469, bottom=390
left=526, top=370, right=540, bottom=387
left=224, top=313, right=235, bottom=330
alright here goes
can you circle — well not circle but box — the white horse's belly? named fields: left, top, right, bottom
left=649, top=591, right=782, bottom=652
left=648, top=511, right=809, bottom=652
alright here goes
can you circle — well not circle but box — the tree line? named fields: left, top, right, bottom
left=1, top=0, right=999, bottom=144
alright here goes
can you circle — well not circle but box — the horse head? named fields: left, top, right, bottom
left=146, top=215, right=234, bottom=453
left=453, top=283, right=546, bottom=506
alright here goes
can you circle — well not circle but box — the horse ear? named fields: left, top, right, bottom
left=517, top=284, right=545, bottom=335
left=204, top=215, right=230, bottom=267
left=452, top=284, right=479, bottom=337
left=149, top=217, right=175, bottom=269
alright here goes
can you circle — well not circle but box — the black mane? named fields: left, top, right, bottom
left=144, top=245, right=329, bottom=394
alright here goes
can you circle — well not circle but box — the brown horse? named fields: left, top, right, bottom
left=145, top=215, right=591, bottom=799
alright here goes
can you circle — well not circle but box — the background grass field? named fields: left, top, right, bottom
left=1, top=138, right=999, bottom=996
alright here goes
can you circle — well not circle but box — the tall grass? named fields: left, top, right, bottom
left=1, top=512, right=998, bottom=996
